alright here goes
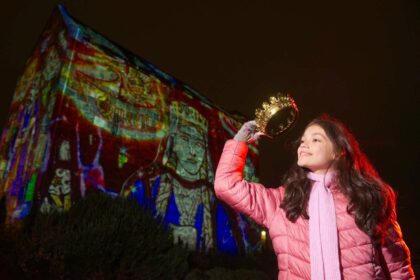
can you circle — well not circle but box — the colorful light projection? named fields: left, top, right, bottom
left=0, top=5, right=263, bottom=255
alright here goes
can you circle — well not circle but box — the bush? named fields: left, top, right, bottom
left=0, top=193, right=278, bottom=279
left=14, top=193, right=189, bottom=279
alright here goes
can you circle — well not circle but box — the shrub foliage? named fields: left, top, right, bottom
left=0, top=193, right=277, bottom=279
left=11, top=194, right=189, bottom=279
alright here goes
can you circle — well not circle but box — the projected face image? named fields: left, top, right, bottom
left=173, top=125, right=206, bottom=179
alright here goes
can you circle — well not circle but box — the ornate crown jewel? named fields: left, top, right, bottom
left=255, top=93, right=299, bottom=137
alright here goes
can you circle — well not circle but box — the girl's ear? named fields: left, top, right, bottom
left=335, top=150, right=346, bottom=159
left=333, top=149, right=345, bottom=160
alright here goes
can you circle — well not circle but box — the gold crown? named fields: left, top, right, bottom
left=255, top=93, right=299, bottom=137
left=169, top=101, right=208, bottom=132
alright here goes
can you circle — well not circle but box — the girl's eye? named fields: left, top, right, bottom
left=313, top=139, right=321, bottom=142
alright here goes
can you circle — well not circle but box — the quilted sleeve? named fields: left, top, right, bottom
left=214, top=139, right=282, bottom=228
left=380, top=221, right=415, bottom=279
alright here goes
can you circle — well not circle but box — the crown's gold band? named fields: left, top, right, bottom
left=255, top=93, right=299, bottom=137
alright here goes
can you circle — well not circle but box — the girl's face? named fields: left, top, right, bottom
left=297, top=124, right=336, bottom=174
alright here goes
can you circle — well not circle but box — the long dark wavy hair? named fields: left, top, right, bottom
left=280, top=114, right=397, bottom=244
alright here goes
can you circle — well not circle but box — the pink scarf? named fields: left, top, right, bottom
left=308, top=171, right=341, bottom=280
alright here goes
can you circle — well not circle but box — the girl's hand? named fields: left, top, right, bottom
left=233, top=120, right=266, bottom=144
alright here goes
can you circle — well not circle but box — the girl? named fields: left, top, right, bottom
left=214, top=115, right=414, bottom=279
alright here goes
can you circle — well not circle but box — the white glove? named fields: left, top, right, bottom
left=233, top=120, right=264, bottom=144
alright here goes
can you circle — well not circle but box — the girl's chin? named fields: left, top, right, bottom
left=297, top=160, right=308, bottom=167
left=297, top=162, right=315, bottom=172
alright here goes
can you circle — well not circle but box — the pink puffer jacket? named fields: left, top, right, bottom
left=215, top=140, right=415, bottom=279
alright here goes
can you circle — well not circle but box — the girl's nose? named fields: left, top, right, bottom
left=300, top=141, right=308, bottom=148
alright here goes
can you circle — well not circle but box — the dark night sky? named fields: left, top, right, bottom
left=0, top=0, right=419, bottom=259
